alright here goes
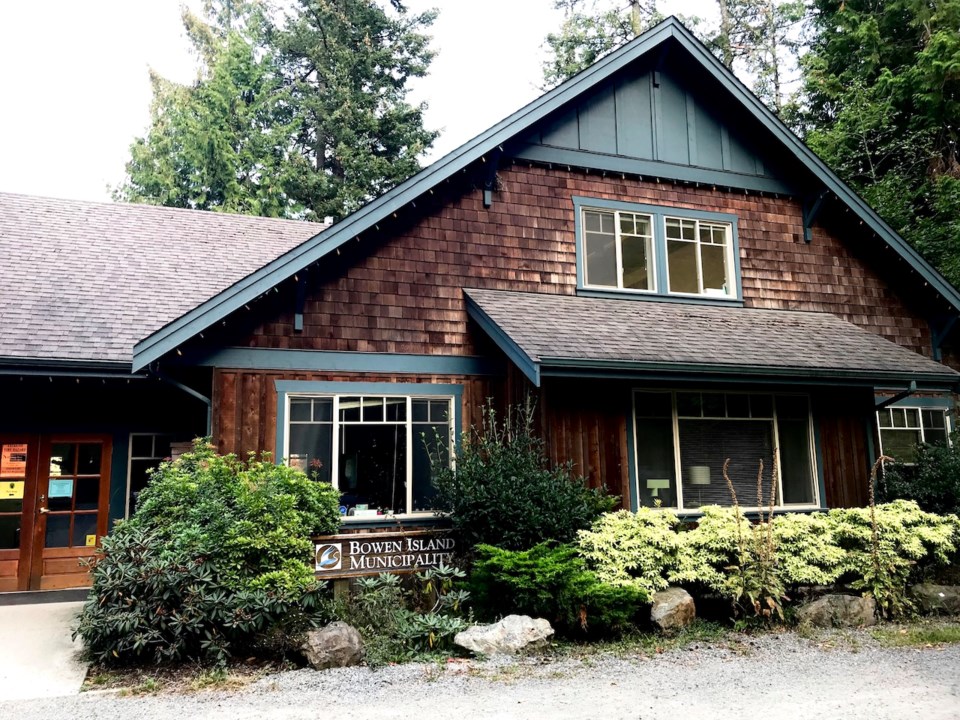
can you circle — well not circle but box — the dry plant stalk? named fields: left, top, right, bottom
left=869, top=455, right=894, bottom=577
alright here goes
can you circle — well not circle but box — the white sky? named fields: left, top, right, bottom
left=0, top=1, right=718, bottom=202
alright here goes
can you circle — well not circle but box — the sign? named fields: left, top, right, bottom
left=0, top=481, right=24, bottom=500
left=313, top=530, right=456, bottom=579
left=85, top=535, right=97, bottom=547
left=0, top=444, right=27, bottom=478
left=48, top=479, right=74, bottom=498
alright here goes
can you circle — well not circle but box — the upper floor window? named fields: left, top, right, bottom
left=575, top=197, right=740, bottom=302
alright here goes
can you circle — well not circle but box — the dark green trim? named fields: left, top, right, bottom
left=464, top=293, right=541, bottom=386
left=874, top=394, right=954, bottom=409
left=190, top=347, right=504, bottom=376
left=516, top=144, right=793, bottom=194
left=131, top=16, right=960, bottom=373
left=874, top=381, right=917, bottom=410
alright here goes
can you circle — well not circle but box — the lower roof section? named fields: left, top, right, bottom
left=463, top=288, right=959, bottom=389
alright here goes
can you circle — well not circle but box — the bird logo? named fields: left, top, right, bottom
left=315, top=543, right=342, bottom=571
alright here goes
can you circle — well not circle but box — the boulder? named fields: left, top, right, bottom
left=796, top=594, right=877, bottom=628
left=650, top=587, right=696, bottom=632
left=454, top=615, right=554, bottom=655
left=301, top=621, right=364, bottom=670
left=910, top=584, right=960, bottom=615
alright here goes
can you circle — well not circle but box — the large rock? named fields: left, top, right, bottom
left=650, top=587, right=696, bottom=632
left=910, top=584, right=960, bottom=615
left=301, top=621, right=364, bottom=670
left=454, top=615, right=554, bottom=655
left=796, top=594, right=877, bottom=628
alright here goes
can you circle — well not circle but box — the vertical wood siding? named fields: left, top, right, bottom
left=814, top=389, right=874, bottom=508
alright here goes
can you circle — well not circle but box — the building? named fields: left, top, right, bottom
left=1, top=18, right=957, bottom=592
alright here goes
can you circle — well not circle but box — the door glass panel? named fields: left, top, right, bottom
left=45, top=515, right=71, bottom=547
left=0, top=515, right=20, bottom=549
left=48, top=444, right=75, bottom=476
left=75, top=478, right=99, bottom=511
left=77, top=444, right=101, bottom=474
left=72, top=514, right=98, bottom=547
left=131, top=434, right=155, bottom=457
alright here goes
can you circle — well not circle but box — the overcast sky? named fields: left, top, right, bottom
left=0, top=1, right=719, bottom=203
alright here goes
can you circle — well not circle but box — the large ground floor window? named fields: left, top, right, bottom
left=283, top=390, right=455, bottom=518
left=632, top=390, right=819, bottom=511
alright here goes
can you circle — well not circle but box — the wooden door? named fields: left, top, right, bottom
left=0, top=436, right=40, bottom=592
left=29, top=435, right=112, bottom=590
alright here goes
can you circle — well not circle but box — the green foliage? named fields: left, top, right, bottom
left=74, top=523, right=330, bottom=665
left=431, top=401, right=616, bottom=551
left=772, top=512, right=845, bottom=587
left=576, top=508, right=681, bottom=599
left=335, top=566, right=469, bottom=665
left=797, top=0, right=960, bottom=288
left=117, top=0, right=437, bottom=221
left=826, top=500, right=960, bottom=618
left=75, top=440, right=341, bottom=664
left=471, top=543, right=645, bottom=637
left=881, top=440, right=960, bottom=516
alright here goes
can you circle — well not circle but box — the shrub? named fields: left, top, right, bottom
left=880, top=440, right=960, bottom=516
left=335, top=566, right=470, bottom=665
left=772, top=512, right=845, bottom=587
left=75, top=440, right=342, bottom=664
left=470, top=543, right=645, bottom=636
left=431, top=401, right=616, bottom=551
left=826, top=499, right=960, bottom=617
left=576, top=508, right=681, bottom=600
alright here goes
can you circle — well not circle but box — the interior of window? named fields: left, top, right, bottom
left=877, top=406, right=950, bottom=463
left=634, top=391, right=817, bottom=511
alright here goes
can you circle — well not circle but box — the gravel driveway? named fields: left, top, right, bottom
left=3, top=631, right=959, bottom=720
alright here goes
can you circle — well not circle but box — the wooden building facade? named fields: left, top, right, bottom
left=2, top=18, right=958, bottom=591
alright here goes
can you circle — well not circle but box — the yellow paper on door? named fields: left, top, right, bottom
left=85, top=535, right=97, bottom=547
left=0, top=481, right=24, bottom=499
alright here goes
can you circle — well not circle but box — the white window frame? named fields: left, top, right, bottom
left=283, top=393, right=455, bottom=520
left=876, top=406, right=951, bottom=465
left=631, top=390, right=820, bottom=513
left=664, top=216, right=736, bottom=298
left=125, top=433, right=175, bottom=518
left=581, top=208, right=657, bottom=293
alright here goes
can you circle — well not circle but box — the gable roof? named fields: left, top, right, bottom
left=0, top=192, right=322, bottom=368
left=464, top=288, right=959, bottom=388
left=131, top=16, right=960, bottom=372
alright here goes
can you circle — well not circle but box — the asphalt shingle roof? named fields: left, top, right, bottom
left=464, top=288, right=958, bottom=384
left=0, top=192, right=324, bottom=366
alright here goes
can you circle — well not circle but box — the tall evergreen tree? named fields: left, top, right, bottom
left=115, top=0, right=437, bottom=221
left=797, top=0, right=960, bottom=286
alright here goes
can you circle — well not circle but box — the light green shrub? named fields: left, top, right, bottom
left=772, top=512, right=845, bottom=587
left=670, top=505, right=749, bottom=595
left=576, top=508, right=681, bottom=599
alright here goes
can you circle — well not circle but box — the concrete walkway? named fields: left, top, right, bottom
left=0, top=601, right=88, bottom=701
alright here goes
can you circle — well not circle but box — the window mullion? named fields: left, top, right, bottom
left=406, top=397, right=413, bottom=515
left=672, top=392, right=684, bottom=510
left=772, top=401, right=783, bottom=508
left=694, top=221, right=705, bottom=295
left=614, top=212, right=625, bottom=289
left=331, top=396, right=340, bottom=495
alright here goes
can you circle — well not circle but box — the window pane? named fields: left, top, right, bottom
left=429, top=400, right=450, bottom=423
left=678, top=419, right=774, bottom=508
left=924, top=428, right=948, bottom=446
left=619, top=214, right=635, bottom=234
left=48, top=481, right=73, bottom=512
left=289, top=399, right=312, bottom=422
left=340, top=424, right=407, bottom=515
left=726, top=394, right=750, bottom=418
left=313, top=398, right=333, bottom=422
left=412, top=399, right=429, bottom=423
left=881, top=429, right=922, bottom=462
left=45, top=515, right=71, bottom=548
left=385, top=397, right=406, bottom=422
left=667, top=240, right=699, bottom=294
left=891, top=409, right=906, bottom=428
left=621, top=235, right=652, bottom=290
left=702, top=393, right=726, bottom=418
left=877, top=410, right=892, bottom=428
left=75, top=478, right=99, bottom=511
left=700, top=243, right=729, bottom=295
left=72, top=514, right=98, bottom=548
left=128, top=458, right=156, bottom=515
left=77, top=444, right=101, bottom=475
left=779, top=419, right=815, bottom=504
left=750, top=395, right=773, bottom=418
left=776, top=395, right=809, bottom=421
left=131, top=434, right=155, bottom=457
left=584, top=229, right=618, bottom=287
left=635, top=417, right=677, bottom=508
left=288, top=424, right=333, bottom=483
left=362, top=397, right=385, bottom=422
left=0, top=515, right=20, bottom=550
left=339, top=397, right=361, bottom=422
left=922, top=409, right=946, bottom=430
left=48, top=444, right=75, bottom=476
left=635, top=392, right=672, bottom=418
left=904, top=409, right=920, bottom=428
left=676, top=392, right=702, bottom=417
left=412, top=423, right=449, bottom=512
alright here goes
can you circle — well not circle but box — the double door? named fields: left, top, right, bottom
left=0, top=434, right=111, bottom=592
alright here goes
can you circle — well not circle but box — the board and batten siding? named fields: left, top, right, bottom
left=238, top=164, right=933, bottom=360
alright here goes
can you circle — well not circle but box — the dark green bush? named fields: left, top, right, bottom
left=470, top=543, right=645, bottom=637
left=75, top=440, right=342, bottom=664
left=432, top=401, right=616, bottom=550
left=881, top=440, right=960, bottom=516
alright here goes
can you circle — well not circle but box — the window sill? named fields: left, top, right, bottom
left=577, top=287, right=744, bottom=307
